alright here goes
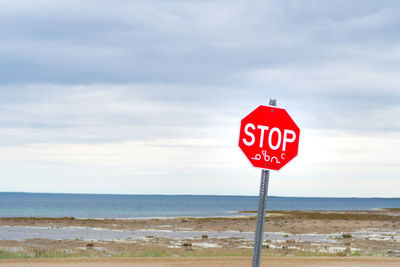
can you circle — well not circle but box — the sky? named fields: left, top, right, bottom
left=0, top=0, right=399, bottom=197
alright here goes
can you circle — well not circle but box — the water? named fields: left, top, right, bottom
left=0, top=192, right=399, bottom=218
left=0, top=226, right=334, bottom=242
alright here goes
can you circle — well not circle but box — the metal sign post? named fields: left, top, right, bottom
left=252, top=169, right=270, bottom=267
left=251, top=99, right=276, bottom=267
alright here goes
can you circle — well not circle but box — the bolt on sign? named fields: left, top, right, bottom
left=239, top=105, right=300, bottom=170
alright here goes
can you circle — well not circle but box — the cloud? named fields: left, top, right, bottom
left=0, top=1, right=399, bottom=196
left=0, top=128, right=399, bottom=196
left=0, top=84, right=242, bottom=147
left=2, top=0, right=400, bottom=85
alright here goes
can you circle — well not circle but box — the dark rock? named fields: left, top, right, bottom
left=182, top=242, right=192, bottom=251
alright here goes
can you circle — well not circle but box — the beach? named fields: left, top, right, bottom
left=0, top=209, right=399, bottom=263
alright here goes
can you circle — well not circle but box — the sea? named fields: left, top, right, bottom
left=0, top=192, right=399, bottom=219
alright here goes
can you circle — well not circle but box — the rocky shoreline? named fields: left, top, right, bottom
left=0, top=209, right=399, bottom=258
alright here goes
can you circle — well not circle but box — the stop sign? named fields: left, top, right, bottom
left=239, top=105, right=300, bottom=170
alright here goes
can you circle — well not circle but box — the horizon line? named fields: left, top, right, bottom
left=0, top=191, right=399, bottom=199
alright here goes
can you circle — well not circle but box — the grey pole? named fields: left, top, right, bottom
left=251, top=99, right=276, bottom=267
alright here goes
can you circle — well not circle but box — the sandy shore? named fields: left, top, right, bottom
left=0, top=209, right=399, bottom=259
left=1, top=257, right=400, bottom=267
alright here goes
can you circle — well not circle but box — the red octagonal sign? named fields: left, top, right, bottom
left=239, top=105, right=300, bottom=170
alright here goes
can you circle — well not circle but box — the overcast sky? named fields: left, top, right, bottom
left=1, top=0, right=399, bottom=197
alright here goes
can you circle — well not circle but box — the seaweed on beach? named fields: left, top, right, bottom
left=238, top=210, right=400, bottom=221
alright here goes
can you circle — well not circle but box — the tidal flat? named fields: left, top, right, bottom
left=0, top=209, right=399, bottom=259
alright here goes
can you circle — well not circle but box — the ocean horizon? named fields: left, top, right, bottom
left=1, top=192, right=399, bottom=219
